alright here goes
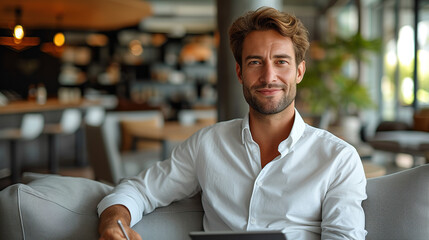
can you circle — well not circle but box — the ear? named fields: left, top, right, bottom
left=235, top=63, right=243, bottom=84
left=296, top=60, right=306, bottom=84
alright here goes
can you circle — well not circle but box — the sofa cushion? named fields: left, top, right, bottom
left=0, top=173, right=204, bottom=240
left=363, top=164, right=429, bottom=240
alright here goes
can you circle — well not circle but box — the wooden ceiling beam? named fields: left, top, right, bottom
left=0, top=0, right=152, bottom=31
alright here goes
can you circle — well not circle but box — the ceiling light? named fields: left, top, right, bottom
left=13, top=25, right=24, bottom=40
left=53, top=14, right=65, bottom=47
left=53, top=32, right=65, bottom=47
left=13, top=8, right=24, bottom=41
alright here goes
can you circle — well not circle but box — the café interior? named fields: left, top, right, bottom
left=0, top=0, right=429, bottom=189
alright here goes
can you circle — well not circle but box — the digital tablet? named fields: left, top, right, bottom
left=189, top=231, right=287, bottom=240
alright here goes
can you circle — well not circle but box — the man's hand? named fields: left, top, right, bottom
left=98, top=205, right=142, bottom=240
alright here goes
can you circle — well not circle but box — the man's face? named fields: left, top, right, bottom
left=236, top=30, right=305, bottom=115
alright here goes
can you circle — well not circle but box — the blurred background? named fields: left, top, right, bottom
left=0, top=0, right=428, bottom=187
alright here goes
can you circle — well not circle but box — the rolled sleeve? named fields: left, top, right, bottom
left=97, top=180, right=146, bottom=227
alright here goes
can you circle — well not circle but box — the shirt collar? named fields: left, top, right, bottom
left=241, top=113, right=251, bottom=144
left=280, top=109, right=306, bottom=155
left=241, top=109, right=306, bottom=153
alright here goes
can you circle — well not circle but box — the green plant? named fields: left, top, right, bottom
left=298, top=33, right=381, bottom=117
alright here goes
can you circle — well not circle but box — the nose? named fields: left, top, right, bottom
left=259, top=62, right=277, bottom=84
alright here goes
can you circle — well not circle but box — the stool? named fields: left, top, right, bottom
left=0, top=114, right=44, bottom=183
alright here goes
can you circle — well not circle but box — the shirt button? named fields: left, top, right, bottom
left=256, top=181, right=262, bottom=187
left=250, top=218, right=256, bottom=225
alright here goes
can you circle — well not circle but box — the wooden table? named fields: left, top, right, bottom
left=0, top=98, right=100, bottom=115
left=368, top=130, right=429, bottom=165
left=125, top=121, right=213, bottom=160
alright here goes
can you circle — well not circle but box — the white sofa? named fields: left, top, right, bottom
left=1, top=164, right=428, bottom=240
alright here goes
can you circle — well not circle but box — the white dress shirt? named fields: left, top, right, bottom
left=98, top=110, right=367, bottom=239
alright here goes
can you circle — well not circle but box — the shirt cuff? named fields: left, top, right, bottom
left=97, top=193, right=143, bottom=227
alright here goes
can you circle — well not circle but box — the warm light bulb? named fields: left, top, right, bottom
left=13, top=25, right=24, bottom=40
left=53, top=32, right=65, bottom=47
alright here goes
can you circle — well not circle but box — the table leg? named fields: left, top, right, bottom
left=48, top=134, right=58, bottom=173
left=161, top=140, right=168, bottom=160
left=75, top=129, right=85, bottom=167
left=10, top=140, right=19, bottom=183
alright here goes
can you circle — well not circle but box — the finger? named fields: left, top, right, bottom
left=118, top=226, right=136, bottom=240
left=121, top=227, right=142, bottom=240
left=128, top=230, right=143, bottom=240
left=100, top=229, right=126, bottom=240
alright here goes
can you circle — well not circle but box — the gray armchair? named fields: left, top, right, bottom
left=1, top=164, right=428, bottom=240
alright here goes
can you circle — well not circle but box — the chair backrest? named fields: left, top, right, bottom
left=105, top=111, right=164, bottom=151
left=84, top=107, right=112, bottom=183
left=21, top=114, right=44, bottom=140
left=85, top=107, right=105, bottom=127
left=60, top=109, right=82, bottom=134
left=120, top=117, right=162, bottom=152
left=84, top=123, right=115, bottom=184
left=413, top=108, right=429, bottom=132
left=363, top=164, right=429, bottom=240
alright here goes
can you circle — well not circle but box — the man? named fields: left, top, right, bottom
left=98, top=7, right=367, bottom=240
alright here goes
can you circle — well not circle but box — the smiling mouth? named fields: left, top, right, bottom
left=256, top=85, right=285, bottom=96
left=252, top=83, right=286, bottom=96
left=257, top=88, right=281, bottom=95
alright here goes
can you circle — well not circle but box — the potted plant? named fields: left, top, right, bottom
left=298, top=33, right=381, bottom=127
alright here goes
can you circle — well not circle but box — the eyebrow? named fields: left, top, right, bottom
left=244, top=55, right=262, bottom=61
left=244, top=54, right=293, bottom=61
left=273, top=54, right=293, bottom=60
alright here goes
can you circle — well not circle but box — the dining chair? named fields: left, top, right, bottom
left=43, top=109, right=82, bottom=173
left=120, top=117, right=162, bottom=152
left=0, top=113, right=44, bottom=183
left=84, top=121, right=114, bottom=184
left=85, top=111, right=162, bottom=184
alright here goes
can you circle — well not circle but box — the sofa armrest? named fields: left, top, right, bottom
left=363, top=164, right=429, bottom=240
left=0, top=174, right=113, bottom=239
left=0, top=174, right=204, bottom=240
left=134, top=193, right=204, bottom=240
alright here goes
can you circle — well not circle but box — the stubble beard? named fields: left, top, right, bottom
left=242, top=82, right=296, bottom=115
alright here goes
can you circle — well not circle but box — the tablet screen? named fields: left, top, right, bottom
left=189, top=231, right=287, bottom=240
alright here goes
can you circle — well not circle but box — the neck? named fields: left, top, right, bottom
left=249, top=105, right=295, bottom=139
left=249, top=105, right=296, bottom=168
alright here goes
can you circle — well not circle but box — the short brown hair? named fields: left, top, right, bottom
left=229, top=7, right=309, bottom=67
